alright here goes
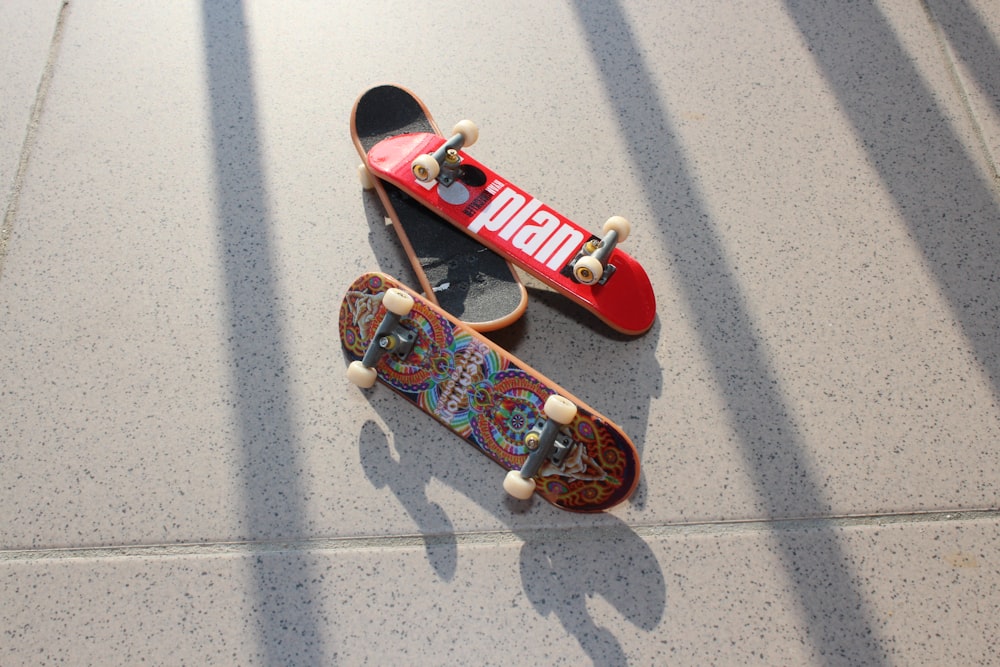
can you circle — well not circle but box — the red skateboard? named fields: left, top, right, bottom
left=359, top=113, right=657, bottom=335
left=340, top=272, right=640, bottom=511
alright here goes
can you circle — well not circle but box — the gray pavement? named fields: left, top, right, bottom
left=2, top=1, right=998, bottom=664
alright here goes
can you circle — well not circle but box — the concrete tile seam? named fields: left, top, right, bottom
left=919, top=0, right=1000, bottom=183
left=0, top=0, right=71, bottom=279
left=2, top=508, right=997, bottom=563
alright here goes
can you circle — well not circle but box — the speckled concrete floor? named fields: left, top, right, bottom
left=2, top=1, right=998, bottom=664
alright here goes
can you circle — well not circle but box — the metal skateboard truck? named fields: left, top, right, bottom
left=346, top=288, right=417, bottom=389
left=502, top=395, right=579, bottom=500
left=410, top=120, right=479, bottom=187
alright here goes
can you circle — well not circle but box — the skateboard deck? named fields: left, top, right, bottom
left=351, top=84, right=527, bottom=332
left=362, top=121, right=657, bottom=335
left=340, top=272, right=640, bottom=512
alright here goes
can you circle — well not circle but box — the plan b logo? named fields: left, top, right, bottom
left=467, top=180, right=584, bottom=272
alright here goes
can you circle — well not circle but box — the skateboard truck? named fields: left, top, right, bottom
left=411, top=120, right=480, bottom=186
left=568, top=215, right=632, bottom=286
left=346, top=288, right=417, bottom=388
left=503, top=394, right=578, bottom=500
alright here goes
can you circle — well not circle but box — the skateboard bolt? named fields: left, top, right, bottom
left=378, top=335, right=397, bottom=352
left=525, top=432, right=540, bottom=451
left=584, top=240, right=601, bottom=254
left=444, top=149, right=460, bottom=165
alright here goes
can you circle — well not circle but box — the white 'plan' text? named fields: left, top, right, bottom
left=467, top=181, right=584, bottom=272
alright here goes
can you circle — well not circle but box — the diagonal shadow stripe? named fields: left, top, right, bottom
left=922, top=0, right=1000, bottom=176
left=570, top=2, right=887, bottom=663
left=784, top=0, right=1000, bottom=404
left=201, top=1, right=327, bottom=662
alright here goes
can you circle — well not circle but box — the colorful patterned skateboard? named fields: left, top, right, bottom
left=340, top=272, right=640, bottom=512
left=351, top=84, right=527, bottom=332
left=358, top=96, right=656, bottom=335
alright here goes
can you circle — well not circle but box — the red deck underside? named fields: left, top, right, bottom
left=366, top=133, right=656, bottom=335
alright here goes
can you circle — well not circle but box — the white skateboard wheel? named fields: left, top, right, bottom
left=543, top=394, right=577, bottom=425
left=452, top=119, right=478, bottom=147
left=382, top=288, right=414, bottom=316
left=573, top=255, right=603, bottom=285
left=357, top=163, right=374, bottom=190
left=503, top=469, right=536, bottom=500
left=603, top=215, right=630, bottom=242
left=347, top=360, right=377, bottom=388
left=411, top=154, right=440, bottom=182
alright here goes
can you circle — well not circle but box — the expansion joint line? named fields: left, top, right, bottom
left=0, top=1, right=71, bottom=279
left=1, top=508, right=997, bottom=563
